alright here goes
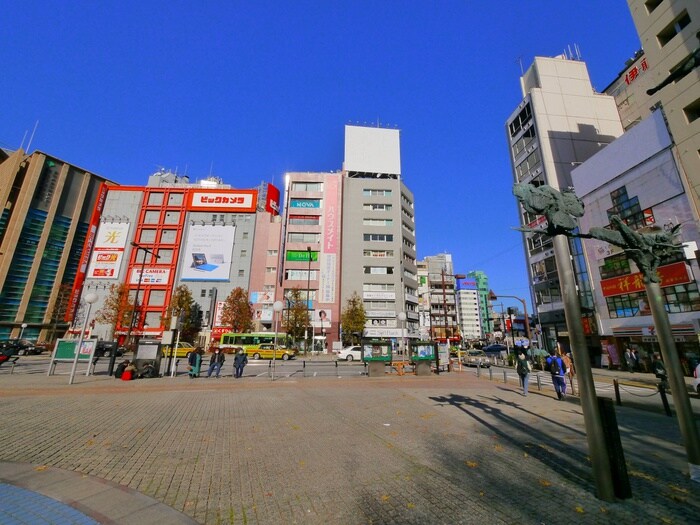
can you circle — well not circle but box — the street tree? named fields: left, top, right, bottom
left=281, top=287, right=310, bottom=347
left=163, top=285, right=200, bottom=343
left=220, top=287, right=254, bottom=333
left=341, top=292, right=366, bottom=345
left=94, top=283, right=134, bottom=338
left=47, top=283, right=72, bottom=342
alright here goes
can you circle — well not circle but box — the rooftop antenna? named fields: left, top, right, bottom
left=208, top=161, right=214, bottom=178
left=25, top=120, right=39, bottom=153
left=516, top=55, right=524, bottom=75
left=574, top=43, right=581, bottom=61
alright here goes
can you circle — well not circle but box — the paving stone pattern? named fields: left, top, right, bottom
left=0, top=371, right=699, bottom=524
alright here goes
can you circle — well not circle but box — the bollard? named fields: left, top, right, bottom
left=303, top=360, right=306, bottom=378
left=335, top=360, right=339, bottom=377
left=597, top=397, right=632, bottom=499
left=488, top=367, right=493, bottom=381
left=613, top=379, right=622, bottom=406
left=536, top=373, right=542, bottom=391
left=503, top=370, right=507, bottom=384
left=476, top=364, right=481, bottom=378
left=658, top=383, right=672, bottom=417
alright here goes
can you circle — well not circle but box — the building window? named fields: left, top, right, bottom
left=363, top=283, right=395, bottom=291
left=143, top=211, right=160, bottom=224
left=657, top=10, right=691, bottom=47
left=683, top=97, right=700, bottom=124
left=289, top=215, right=320, bottom=226
left=607, top=187, right=644, bottom=229
left=363, top=249, right=394, bottom=258
left=161, top=229, right=177, bottom=243
left=363, top=233, right=394, bottom=242
left=201, top=289, right=207, bottom=297
left=645, top=0, right=662, bottom=14
left=238, top=269, right=245, bottom=277
left=149, top=290, right=166, bottom=306
left=267, top=249, right=278, bottom=256
left=363, top=266, right=394, bottom=275
left=266, top=266, right=276, bottom=273
left=291, top=181, right=323, bottom=192
left=147, top=193, right=164, bottom=206
left=363, top=218, right=393, bottom=227
left=168, top=193, right=184, bottom=205
left=599, top=254, right=631, bottom=280
left=242, top=232, right=249, bottom=240
left=139, top=229, right=157, bottom=243
left=363, top=203, right=393, bottom=212
left=156, top=248, right=173, bottom=264
left=164, top=211, right=181, bottom=224
left=509, top=103, right=532, bottom=138
left=288, top=232, right=320, bottom=243
left=240, top=249, right=247, bottom=257
left=363, top=189, right=392, bottom=197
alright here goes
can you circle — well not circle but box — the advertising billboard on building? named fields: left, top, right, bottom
left=180, top=224, right=236, bottom=281
left=86, top=222, right=130, bottom=279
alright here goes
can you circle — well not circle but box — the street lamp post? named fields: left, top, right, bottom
left=306, top=246, right=312, bottom=355
left=69, top=293, right=98, bottom=385
left=272, top=300, right=284, bottom=380
left=397, top=311, right=407, bottom=362
left=126, top=242, right=160, bottom=352
left=489, top=292, right=532, bottom=347
left=19, top=323, right=27, bottom=340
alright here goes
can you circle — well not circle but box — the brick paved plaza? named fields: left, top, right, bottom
left=1, top=366, right=699, bottom=524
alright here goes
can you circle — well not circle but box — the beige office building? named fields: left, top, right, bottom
left=609, top=1, right=700, bottom=217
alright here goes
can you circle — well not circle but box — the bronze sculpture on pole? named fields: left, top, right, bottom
left=514, top=182, right=700, bottom=485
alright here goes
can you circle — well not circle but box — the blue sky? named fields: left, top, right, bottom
left=1, top=1, right=641, bottom=310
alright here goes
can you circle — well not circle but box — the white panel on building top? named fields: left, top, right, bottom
left=344, top=125, right=401, bottom=175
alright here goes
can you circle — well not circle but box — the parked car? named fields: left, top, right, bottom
left=162, top=342, right=195, bottom=359
left=1, top=339, right=40, bottom=355
left=482, top=344, right=508, bottom=357
left=93, top=341, right=124, bottom=358
left=462, top=349, right=491, bottom=368
left=337, top=346, right=362, bottom=361
left=692, top=363, right=700, bottom=394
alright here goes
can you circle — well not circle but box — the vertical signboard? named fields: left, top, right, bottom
left=86, top=222, right=130, bottom=278
left=66, top=182, right=109, bottom=321
left=319, top=175, right=339, bottom=304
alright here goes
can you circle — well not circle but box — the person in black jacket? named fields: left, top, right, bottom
left=207, top=348, right=225, bottom=378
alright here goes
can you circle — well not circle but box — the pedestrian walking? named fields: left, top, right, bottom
left=207, top=348, right=225, bottom=378
left=624, top=347, right=635, bottom=372
left=188, top=347, right=202, bottom=378
left=233, top=348, right=248, bottom=378
left=516, top=351, right=531, bottom=396
left=546, top=350, right=567, bottom=400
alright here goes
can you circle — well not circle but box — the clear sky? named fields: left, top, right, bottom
left=1, top=1, right=641, bottom=311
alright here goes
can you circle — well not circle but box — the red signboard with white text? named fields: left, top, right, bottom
left=600, top=262, right=691, bottom=298
left=188, top=190, right=257, bottom=212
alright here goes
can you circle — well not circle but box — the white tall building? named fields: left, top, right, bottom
left=506, top=55, right=625, bottom=353
left=341, top=125, right=419, bottom=342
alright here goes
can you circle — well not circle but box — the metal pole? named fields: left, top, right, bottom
left=553, top=234, right=615, bottom=501
left=170, top=320, right=181, bottom=377
left=69, top=294, right=97, bottom=385
left=273, top=314, right=279, bottom=381
left=437, top=269, right=448, bottom=374
left=306, top=246, right=312, bottom=355
left=646, top=280, right=700, bottom=478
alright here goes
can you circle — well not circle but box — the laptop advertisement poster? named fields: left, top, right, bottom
left=181, top=224, right=235, bottom=281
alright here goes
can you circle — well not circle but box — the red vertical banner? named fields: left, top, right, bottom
left=66, top=183, right=109, bottom=322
